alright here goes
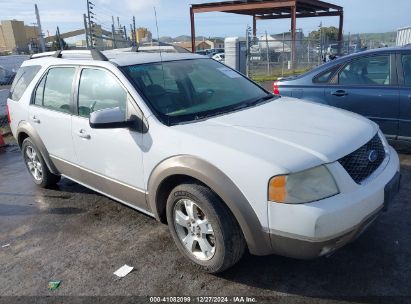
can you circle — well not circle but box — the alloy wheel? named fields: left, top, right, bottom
left=173, top=199, right=216, bottom=261
left=24, top=145, right=43, bottom=182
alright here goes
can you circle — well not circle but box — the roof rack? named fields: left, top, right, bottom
left=30, top=49, right=109, bottom=61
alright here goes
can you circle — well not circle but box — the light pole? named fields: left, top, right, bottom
left=319, top=22, right=323, bottom=63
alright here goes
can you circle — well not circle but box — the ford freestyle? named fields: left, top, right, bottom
left=7, top=50, right=400, bottom=273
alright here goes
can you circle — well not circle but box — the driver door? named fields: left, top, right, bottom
left=71, top=67, right=147, bottom=210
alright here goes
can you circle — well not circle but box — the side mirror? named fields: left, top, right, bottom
left=89, top=107, right=148, bottom=133
left=89, top=107, right=130, bottom=129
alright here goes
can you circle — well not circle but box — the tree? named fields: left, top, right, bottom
left=308, top=26, right=339, bottom=42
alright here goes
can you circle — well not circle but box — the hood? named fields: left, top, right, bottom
left=174, top=97, right=377, bottom=173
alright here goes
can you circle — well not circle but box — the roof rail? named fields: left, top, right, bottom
left=30, top=49, right=109, bottom=61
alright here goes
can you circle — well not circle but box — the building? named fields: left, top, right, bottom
left=0, top=20, right=39, bottom=53
left=136, top=27, right=152, bottom=44
left=205, top=39, right=224, bottom=49
left=174, top=40, right=212, bottom=52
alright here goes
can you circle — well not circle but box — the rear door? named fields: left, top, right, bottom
left=29, top=66, right=77, bottom=163
left=398, top=53, right=411, bottom=140
left=325, top=53, right=399, bottom=138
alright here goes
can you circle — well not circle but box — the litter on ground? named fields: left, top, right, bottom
left=113, top=265, right=134, bottom=278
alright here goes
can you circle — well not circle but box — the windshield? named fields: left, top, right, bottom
left=122, top=59, right=271, bottom=125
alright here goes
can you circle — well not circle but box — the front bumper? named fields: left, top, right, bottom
left=265, top=146, right=400, bottom=259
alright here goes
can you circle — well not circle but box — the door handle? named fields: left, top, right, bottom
left=30, top=115, right=40, bottom=124
left=77, top=129, right=91, bottom=140
left=331, top=90, right=348, bottom=97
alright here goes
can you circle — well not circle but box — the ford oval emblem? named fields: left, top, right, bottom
left=368, top=150, right=378, bottom=163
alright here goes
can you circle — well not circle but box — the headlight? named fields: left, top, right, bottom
left=268, top=165, right=339, bottom=204
left=378, top=130, right=390, bottom=155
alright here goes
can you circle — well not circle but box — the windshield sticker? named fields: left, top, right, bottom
left=217, top=67, right=241, bottom=78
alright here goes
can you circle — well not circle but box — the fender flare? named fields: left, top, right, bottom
left=16, top=121, right=60, bottom=175
left=147, top=155, right=272, bottom=255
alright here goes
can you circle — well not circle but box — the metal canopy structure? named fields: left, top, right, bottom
left=190, top=0, right=344, bottom=65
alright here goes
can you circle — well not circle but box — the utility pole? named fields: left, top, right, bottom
left=111, top=16, right=116, bottom=49
left=307, top=39, right=310, bottom=65
left=123, top=25, right=127, bottom=42
left=34, top=4, right=45, bottom=52
left=130, top=24, right=134, bottom=45
left=133, top=16, right=136, bottom=45
left=319, top=22, right=323, bottom=63
left=83, top=14, right=90, bottom=48
left=87, top=0, right=94, bottom=48
left=246, top=26, right=250, bottom=77
left=265, top=31, right=270, bottom=76
left=117, top=17, right=120, bottom=29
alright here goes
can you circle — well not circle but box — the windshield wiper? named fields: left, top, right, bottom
left=191, top=94, right=274, bottom=122
left=232, top=94, right=274, bottom=111
left=251, top=94, right=274, bottom=105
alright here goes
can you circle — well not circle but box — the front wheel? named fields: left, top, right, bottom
left=22, top=138, right=61, bottom=188
left=166, top=183, right=246, bottom=273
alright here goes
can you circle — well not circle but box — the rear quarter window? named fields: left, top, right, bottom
left=313, top=65, right=340, bottom=84
left=9, top=65, right=41, bottom=101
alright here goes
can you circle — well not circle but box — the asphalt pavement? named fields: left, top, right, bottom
left=0, top=142, right=411, bottom=303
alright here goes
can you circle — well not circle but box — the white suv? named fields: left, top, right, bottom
left=7, top=50, right=400, bottom=273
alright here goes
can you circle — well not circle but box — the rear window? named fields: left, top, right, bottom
left=9, top=65, right=41, bottom=101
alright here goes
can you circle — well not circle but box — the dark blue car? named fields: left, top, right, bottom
left=275, top=46, right=411, bottom=141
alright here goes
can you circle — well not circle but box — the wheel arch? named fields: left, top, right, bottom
left=16, top=121, right=60, bottom=175
left=147, top=155, right=272, bottom=255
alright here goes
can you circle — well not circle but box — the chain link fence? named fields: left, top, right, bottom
left=247, top=35, right=362, bottom=82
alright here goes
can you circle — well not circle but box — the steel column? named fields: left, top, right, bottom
left=253, top=15, right=257, bottom=37
left=291, top=5, right=296, bottom=69
left=338, top=11, right=344, bottom=55
left=190, top=7, right=196, bottom=53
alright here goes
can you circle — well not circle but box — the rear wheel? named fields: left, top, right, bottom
left=166, top=183, right=246, bottom=273
left=22, top=138, right=61, bottom=188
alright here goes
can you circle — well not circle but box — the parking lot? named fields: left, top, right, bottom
left=0, top=141, right=410, bottom=302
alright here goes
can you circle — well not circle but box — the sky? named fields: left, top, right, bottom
left=1, top=0, right=410, bottom=41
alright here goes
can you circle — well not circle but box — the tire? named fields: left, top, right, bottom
left=22, top=138, right=61, bottom=188
left=166, top=182, right=246, bottom=273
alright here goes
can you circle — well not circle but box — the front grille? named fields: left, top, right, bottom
left=338, top=134, right=386, bottom=184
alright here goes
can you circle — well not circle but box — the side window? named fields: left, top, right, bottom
left=34, top=76, right=46, bottom=106
left=338, top=55, right=391, bottom=86
left=34, top=67, right=76, bottom=113
left=78, top=69, right=127, bottom=118
left=313, top=66, right=340, bottom=84
left=402, top=55, right=411, bottom=87
left=9, top=65, right=41, bottom=101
